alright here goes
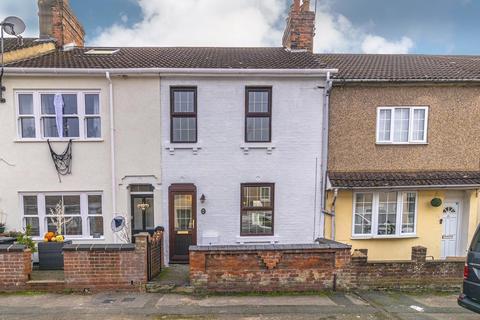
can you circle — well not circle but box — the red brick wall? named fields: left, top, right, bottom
left=190, top=245, right=464, bottom=293
left=63, top=234, right=148, bottom=292
left=190, top=244, right=352, bottom=293
left=0, top=246, right=31, bottom=291
left=351, top=247, right=464, bottom=291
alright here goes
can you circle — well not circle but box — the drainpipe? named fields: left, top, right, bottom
left=319, top=72, right=333, bottom=238
left=106, top=72, right=117, bottom=216
left=331, top=188, right=338, bottom=240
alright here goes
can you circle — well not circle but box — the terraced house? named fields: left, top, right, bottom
left=0, top=0, right=334, bottom=264
left=320, top=54, right=480, bottom=260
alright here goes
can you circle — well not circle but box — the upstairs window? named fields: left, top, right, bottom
left=170, top=87, right=197, bottom=143
left=245, top=87, right=272, bottom=142
left=16, top=91, right=101, bottom=140
left=377, top=107, right=428, bottom=144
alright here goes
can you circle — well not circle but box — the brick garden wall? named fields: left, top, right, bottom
left=0, top=245, right=32, bottom=291
left=63, top=233, right=149, bottom=292
left=190, top=241, right=353, bottom=293
left=190, top=243, right=464, bottom=293
left=351, top=246, right=464, bottom=291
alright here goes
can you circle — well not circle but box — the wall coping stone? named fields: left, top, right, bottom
left=190, top=242, right=351, bottom=252
left=63, top=244, right=136, bottom=252
left=0, top=244, right=26, bottom=252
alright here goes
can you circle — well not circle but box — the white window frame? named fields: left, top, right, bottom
left=376, top=106, right=428, bottom=144
left=15, top=90, right=102, bottom=141
left=352, top=191, right=418, bottom=239
left=20, top=192, right=104, bottom=240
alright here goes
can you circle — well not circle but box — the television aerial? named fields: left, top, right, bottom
left=1, top=16, right=26, bottom=103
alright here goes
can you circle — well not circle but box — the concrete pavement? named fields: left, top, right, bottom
left=0, top=291, right=475, bottom=320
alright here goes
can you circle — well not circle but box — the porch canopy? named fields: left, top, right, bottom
left=327, top=171, right=480, bottom=189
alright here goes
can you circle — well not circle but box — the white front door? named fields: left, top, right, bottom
left=441, top=202, right=459, bottom=258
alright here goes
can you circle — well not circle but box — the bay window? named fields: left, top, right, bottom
left=21, top=193, right=104, bottom=239
left=377, top=107, right=428, bottom=144
left=16, top=91, right=101, bottom=140
left=353, top=191, right=417, bottom=237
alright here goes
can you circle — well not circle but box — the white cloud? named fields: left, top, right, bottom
left=314, top=3, right=414, bottom=54
left=0, top=0, right=38, bottom=38
left=361, top=35, right=413, bottom=54
left=92, top=0, right=286, bottom=47
left=0, top=0, right=414, bottom=54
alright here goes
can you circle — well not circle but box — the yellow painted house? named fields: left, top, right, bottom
left=318, top=54, right=480, bottom=260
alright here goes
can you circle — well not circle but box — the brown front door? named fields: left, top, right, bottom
left=169, top=184, right=197, bottom=263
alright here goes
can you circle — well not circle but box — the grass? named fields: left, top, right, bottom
left=0, top=291, right=45, bottom=297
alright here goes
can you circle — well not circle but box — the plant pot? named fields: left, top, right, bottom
left=38, top=241, right=72, bottom=270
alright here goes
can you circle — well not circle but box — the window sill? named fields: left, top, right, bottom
left=350, top=235, right=418, bottom=240
left=376, top=142, right=428, bottom=146
left=33, top=237, right=105, bottom=242
left=236, top=235, right=279, bottom=244
left=240, top=143, right=276, bottom=155
left=15, top=138, right=104, bottom=143
left=165, top=142, right=202, bottom=155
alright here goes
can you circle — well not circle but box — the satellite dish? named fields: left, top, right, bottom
left=2, top=16, right=26, bottom=36
left=111, top=216, right=126, bottom=232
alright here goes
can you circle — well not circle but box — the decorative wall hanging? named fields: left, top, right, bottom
left=47, top=139, right=73, bottom=182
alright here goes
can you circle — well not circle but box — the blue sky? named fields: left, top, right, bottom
left=0, top=0, right=479, bottom=54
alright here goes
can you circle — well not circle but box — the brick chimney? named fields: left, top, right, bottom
left=282, top=0, right=316, bottom=52
left=38, top=0, right=85, bottom=47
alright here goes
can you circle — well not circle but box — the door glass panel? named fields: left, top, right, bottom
left=132, top=197, right=154, bottom=231
left=174, top=194, right=192, bottom=231
left=133, top=198, right=144, bottom=230
left=145, top=197, right=154, bottom=229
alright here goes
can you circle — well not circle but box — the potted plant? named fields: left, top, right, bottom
left=37, top=201, right=72, bottom=270
left=16, top=224, right=37, bottom=253
left=0, top=223, right=6, bottom=234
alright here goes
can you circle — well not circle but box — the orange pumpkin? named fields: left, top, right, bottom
left=44, top=232, right=56, bottom=241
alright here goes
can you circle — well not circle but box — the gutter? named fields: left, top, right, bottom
left=330, top=184, right=480, bottom=190
left=4, top=67, right=338, bottom=77
left=319, top=71, right=333, bottom=238
left=105, top=72, right=117, bottom=217
left=334, top=78, right=480, bottom=83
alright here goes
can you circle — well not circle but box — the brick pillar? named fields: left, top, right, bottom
left=189, top=250, right=207, bottom=290
left=23, top=249, right=32, bottom=280
left=134, top=233, right=149, bottom=282
left=411, top=246, right=427, bottom=263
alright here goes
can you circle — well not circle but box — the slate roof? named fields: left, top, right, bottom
left=317, top=54, right=480, bottom=81
left=328, top=171, right=480, bottom=188
left=6, top=47, right=325, bottom=69
left=3, top=37, right=53, bottom=53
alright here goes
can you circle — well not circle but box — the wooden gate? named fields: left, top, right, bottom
left=147, top=229, right=163, bottom=281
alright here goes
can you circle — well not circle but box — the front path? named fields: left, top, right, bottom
left=0, top=291, right=475, bottom=320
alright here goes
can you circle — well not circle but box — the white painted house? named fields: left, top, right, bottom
left=0, top=0, right=334, bottom=263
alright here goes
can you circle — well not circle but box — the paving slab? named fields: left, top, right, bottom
left=408, top=294, right=460, bottom=308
